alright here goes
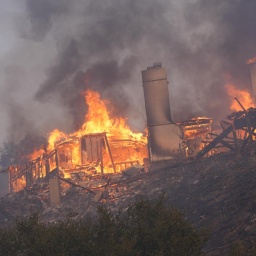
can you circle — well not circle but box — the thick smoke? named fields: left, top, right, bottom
left=0, top=0, right=256, bottom=149
left=24, top=0, right=71, bottom=40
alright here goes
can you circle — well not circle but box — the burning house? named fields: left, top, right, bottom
left=8, top=60, right=256, bottom=194
left=7, top=89, right=148, bottom=193
left=6, top=63, right=216, bottom=193
left=55, top=132, right=147, bottom=175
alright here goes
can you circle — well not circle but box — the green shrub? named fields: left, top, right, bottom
left=122, top=197, right=208, bottom=256
left=0, top=198, right=207, bottom=256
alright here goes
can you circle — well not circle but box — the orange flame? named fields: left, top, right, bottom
left=48, top=129, right=69, bottom=151
left=247, top=57, right=256, bottom=65
left=72, top=90, right=146, bottom=142
left=225, top=83, right=254, bottom=111
left=28, top=148, right=45, bottom=160
left=29, top=89, right=147, bottom=174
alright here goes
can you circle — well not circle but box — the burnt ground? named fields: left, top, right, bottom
left=1, top=152, right=256, bottom=255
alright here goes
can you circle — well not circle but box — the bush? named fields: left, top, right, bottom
left=123, top=198, right=208, bottom=256
left=0, top=198, right=207, bottom=256
left=229, top=241, right=256, bottom=256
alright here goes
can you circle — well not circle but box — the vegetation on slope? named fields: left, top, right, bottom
left=0, top=198, right=207, bottom=256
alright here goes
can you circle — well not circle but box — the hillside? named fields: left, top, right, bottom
left=1, top=152, right=256, bottom=255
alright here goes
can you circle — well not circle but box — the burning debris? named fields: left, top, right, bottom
left=6, top=63, right=214, bottom=194
left=178, top=117, right=213, bottom=158
left=196, top=104, right=256, bottom=159
left=7, top=89, right=148, bottom=193
left=194, top=59, right=256, bottom=159
left=3, top=60, right=256, bottom=212
left=7, top=62, right=252, bottom=195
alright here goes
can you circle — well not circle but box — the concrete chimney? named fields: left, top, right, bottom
left=141, top=63, right=182, bottom=162
left=247, top=58, right=256, bottom=104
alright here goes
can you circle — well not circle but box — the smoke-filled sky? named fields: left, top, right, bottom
left=0, top=0, right=256, bottom=146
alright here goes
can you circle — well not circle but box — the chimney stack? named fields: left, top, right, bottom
left=141, top=63, right=182, bottom=162
left=247, top=58, right=256, bottom=104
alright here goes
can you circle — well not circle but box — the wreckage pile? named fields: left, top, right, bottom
left=1, top=150, right=256, bottom=255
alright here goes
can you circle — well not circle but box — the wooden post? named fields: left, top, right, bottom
left=25, top=163, right=29, bottom=189
left=104, top=133, right=116, bottom=173
left=55, top=149, right=59, bottom=177
left=49, top=177, right=61, bottom=207
left=9, top=167, right=13, bottom=194
left=100, top=139, right=104, bottom=175
left=232, top=128, right=240, bottom=156
left=45, top=153, right=50, bottom=176
left=196, top=125, right=233, bottom=159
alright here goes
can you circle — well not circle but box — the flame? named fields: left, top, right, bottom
left=247, top=57, right=256, bottom=65
left=72, top=90, right=146, bottom=142
left=28, top=148, right=45, bottom=160
left=48, top=129, right=69, bottom=151
left=13, top=176, right=26, bottom=192
left=179, top=117, right=212, bottom=140
left=184, top=129, right=203, bottom=139
left=225, top=83, right=254, bottom=111
left=177, top=117, right=213, bottom=157
left=29, top=89, right=147, bottom=174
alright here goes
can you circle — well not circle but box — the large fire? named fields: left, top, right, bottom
left=30, top=89, right=147, bottom=174
left=225, top=83, right=254, bottom=111
left=72, top=90, right=146, bottom=142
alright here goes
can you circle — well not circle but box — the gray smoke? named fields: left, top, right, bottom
left=0, top=0, right=256, bottom=147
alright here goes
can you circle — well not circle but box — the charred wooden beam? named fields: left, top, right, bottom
left=104, top=133, right=116, bottom=173
left=221, top=120, right=232, bottom=129
left=58, top=176, right=96, bottom=194
left=100, top=140, right=104, bottom=175
left=196, top=125, right=233, bottom=159
left=219, top=139, right=235, bottom=152
left=232, top=128, right=239, bottom=154
left=234, top=97, right=247, bottom=112
left=220, top=121, right=225, bottom=131
left=239, top=128, right=256, bottom=153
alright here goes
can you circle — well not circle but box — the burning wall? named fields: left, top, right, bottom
left=8, top=90, right=148, bottom=192
left=44, top=89, right=148, bottom=175
left=55, top=132, right=147, bottom=176
left=178, top=117, right=213, bottom=158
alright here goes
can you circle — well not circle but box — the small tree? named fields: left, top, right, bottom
left=122, top=197, right=208, bottom=256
